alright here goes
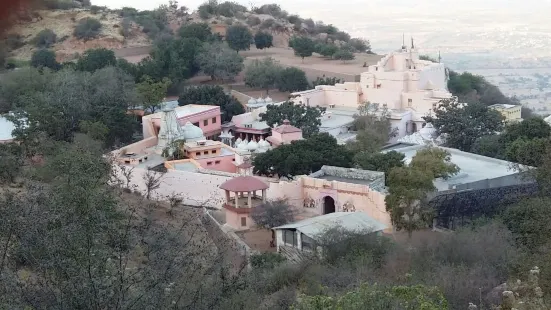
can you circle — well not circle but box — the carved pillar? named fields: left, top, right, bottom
left=248, top=191, right=252, bottom=207
left=234, top=192, right=239, bottom=207
left=262, top=189, right=266, bottom=202
left=225, top=190, right=230, bottom=204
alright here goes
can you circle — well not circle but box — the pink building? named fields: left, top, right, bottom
left=142, top=104, right=222, bottom=140
left=183, top=139, right=237, bottom=173
left=266, top=119, right=303, bottom=147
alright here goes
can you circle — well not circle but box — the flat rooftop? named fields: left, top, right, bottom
left=385, top=145, right=519, bottom=191
left=0, top=116, right=15, bottom=141
left=309, top=166, right=386, bottom=192
left=173, top=161, right=200, bottom=172
left=175, top=104, right=218, bottom=119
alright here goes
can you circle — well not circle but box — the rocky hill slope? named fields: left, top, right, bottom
left=3, top=1, right=367, bottom=62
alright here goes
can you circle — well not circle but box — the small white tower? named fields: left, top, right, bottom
left=157, top=107, right=185, bottom=152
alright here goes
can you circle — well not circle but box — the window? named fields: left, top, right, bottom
left=195, top=152, right=201, bottom=156
left=212, top=117, right=217, bottom=124
left=241, top=217, right=247, bottom=227
left=215, top=160, right=221, bottom=164
left=408, top=98, right=412, bottom=107
left=124, top=160, right=130, bottom=164
left=203, top=119, right=208, bottom=126
left=211, top=150, right=216, bottom=154
left=301, top=233, right=315, bottom=251
left=203, top=151, right=208, bottom=155
left=207, top=161, right=212, bottom=165
left=283, top=230, right=297, bottom=247
left=193, top=122, right=200, bottom=127
left=232, top=158, right=235, bottom=161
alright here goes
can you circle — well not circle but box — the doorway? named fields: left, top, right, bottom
left=323, top=196, right=336, bottom=214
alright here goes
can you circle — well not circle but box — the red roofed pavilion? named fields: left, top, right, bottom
left=220, top=175, right=269, bottom=230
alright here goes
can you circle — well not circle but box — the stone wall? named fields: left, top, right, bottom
left=311, top=166, right=386, bottom=192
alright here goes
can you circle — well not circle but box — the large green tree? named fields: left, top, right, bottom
left=275, top=67, right=309, bottom=92
left=136, top=75, right=171, bottom=113
left=178, top=85, right=245, bottom=122
left=253, top=31, right=273, bottom=50
left=260, top=101, right=325, bottom=138
left=147, top=37, right=203, bottom=83
left=289, top=36, right=315, bottom=63
left=386, top=147, right=459, bottom=238
left=178, top=22, right=213, bottom=41
left=196, top=41, right=244, bottom=81
left=353, top=151, right=405, bottom=179
left=225, top=24, right=253, bottom=52
left=244, top=57, right=282, bottom=94
left=425, top=98, right=504, bottom=151
left=253, top=133, right=354, bottom=178
left=348, top=102, right=397, bottom=154
left=76, top=48, right=117, bottom=72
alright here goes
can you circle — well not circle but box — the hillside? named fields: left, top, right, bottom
left=3, top=1, right=368, bottom=62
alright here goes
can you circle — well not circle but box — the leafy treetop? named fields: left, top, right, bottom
left=177, top=85, right=244, bottom=122
left=225, top=24, right=253, bottom=52
left=260, top=101, right=326, bottom=138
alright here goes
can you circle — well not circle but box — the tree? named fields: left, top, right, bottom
left=76, top=48, right=116, bottom=72
left=0, top=143, right=23, bottom=184
left=290, top=36, right=315, bottom=63
left=316, top=43, right=339, bottom=58
left=148, top=37, right=202, bottom=83
left=196, top=42, right=244, bottom=81
left=244, top=57, right=282, bottom=94
left=333, top=48, right=355, bottom=63
left=143, top=168, right=164, bottom=200
left=251, top=199, right=295, bottom=245
left=178, top=85, right=245, bottom=122
left=348, top=102, right=397, bottom=154
left=471, top=135, right=505, bottom=159
left=226, top=24, right=252, bottom=52
left=30, top=49, right=60, bottom=70
left=260, top=101, right=326, bottom=138
left=505, top=137, right=548, bottom=167
left=73, top=17, right=102, bottom=40
left=353, top=151, right=405, bottom=177
left=275, top=67, right=309, bottom=92
left=136, top=75, right=171, bottom=114
left=425, top=98, right=504, bottom=151
left=503, top=197, right=551, bottom=251
left=178, top=22, right=213, bottom=41
left=254, top=31, right=273, bottom=50
left=253, top=133, right=354, bottom=178
left=501, top=116, right=551, bottom=144
left=32, top=28, right=57, bottom=48
left=348, top=38, right=371, bottom=53
left=311, top=75, right=343, bottom=88
left=386, top=147, right=458, bottom=238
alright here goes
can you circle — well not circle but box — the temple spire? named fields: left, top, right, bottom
left=411, top=36, right=414, bottom=49
left=401, top=33, right=406, bottom=49
left=438, top=50, right=442, bottom=63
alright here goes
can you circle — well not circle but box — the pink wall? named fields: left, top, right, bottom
left=196, top=155, right=237, bottom=173
left=179, top=107, right=221, bottom=137
left=115, top=136, right=158, bottom=155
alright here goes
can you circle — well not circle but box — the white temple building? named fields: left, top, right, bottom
left=289, top=41, right=454, bottom=142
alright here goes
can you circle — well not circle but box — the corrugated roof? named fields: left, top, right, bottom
left=274, top=212, right=387, bottom=238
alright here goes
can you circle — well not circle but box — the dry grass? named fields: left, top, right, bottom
left=8, top=9, right=149, bottom=61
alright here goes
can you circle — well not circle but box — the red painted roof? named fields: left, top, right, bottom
left=220, top=176, right=269, bottom=192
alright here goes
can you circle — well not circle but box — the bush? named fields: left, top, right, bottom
left=32, top=29, right=57, bottom=48
left=43, top=0, right=78, bottom=10
left=120, top=18, right=132, bottom=38
left=6, top=34, right=25, bottom=50
left=198, top=3, right=215, bottom=19
left=31, top=49, right=60, bottom=70
left=216, top=1, right=247, bottom=17
left=259, top=18, right=275, bottom=30
left=246, top=16, right=261, bottom=27
left=119, top=7, right=138, bottom=17
left=90, top=5, right=102, bottom=14
left=250, top=252, right=286, bottom=269
left=74, top=17, right=102, bottom=40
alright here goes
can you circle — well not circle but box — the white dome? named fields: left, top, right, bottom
left=237, top=139, right=249, bottom=150
left=419, top=123, right=437, bottom=140
left=235, top=137, right=243, bottom=145
left=264, top=96, right=273, bottom=103
left=256, top=97, right=265, bottom=104
left=248, top=98, right=257, bottom=105
left=247, top=140, right=258, bottom=151
left=258, top=138, right=270, bottom=149
left=182, top=122, right=205, bottom=141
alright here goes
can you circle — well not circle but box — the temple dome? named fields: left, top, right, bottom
left=264, top=96, right=273, bottom=103
left=237, top=139, right=249, bottom=150
left=235, top=137, right=243, bottom=146
left=258, top=138, right=270, bottom=149
left=256, top=97, right=265, bottom=104
left=182, top=122, right=205, bottom=141
left=247, top=97, right=257, bottom=105
left=247, top=140, right=258, bottom=151
left=419, top=123, right=437, bottom=140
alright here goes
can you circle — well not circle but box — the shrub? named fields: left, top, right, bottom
left=74, top=17, right=102, bottom=40
left=260, top=19, right=275, bottom=30
left=6, top=34, right=24, bottom=50
left=32, top=29, right=57, bottom=48
left=119, top=7, right=138, bottom=17
left=120, top=18, right=132, bottom=38
left=287, top=14, right=301, bottom=24
left=90, top=5, right=102, bottom=14
left=246, top=16, right=261, bottom=27
left=250, top=252, right=286, bottom=269
left=217, top=1, right=247, bottom=18
left=198, top=3, right=215, bottom=19
left=31, top=49, right=60, bottom=70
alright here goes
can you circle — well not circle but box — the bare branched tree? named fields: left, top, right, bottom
left=142, top=168, right=164, bottom=200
